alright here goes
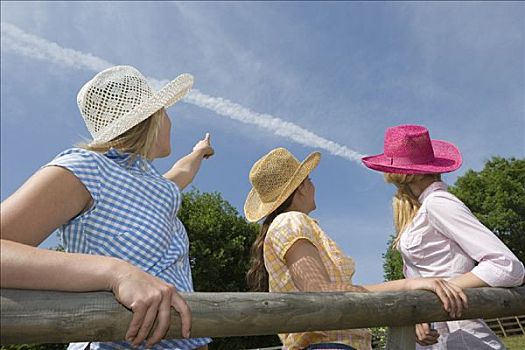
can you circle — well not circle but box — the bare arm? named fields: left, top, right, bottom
left=163, top=133, right=214, bottom=190
left=1, top=166, right=92, bottom=246
left=363, top=279, right=412, bottom=292
left=0, top=166, right=191, bottom=346
left=285, top=239, right=466, bottom=318
left=364, top=279, right=467, bottom=319
left=448, top=272, right=489, bottom=288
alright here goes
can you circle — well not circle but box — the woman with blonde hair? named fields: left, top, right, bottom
left=362, top=124, right=524, bottom=349
left=245, top=147, right=468, bottom=350
left=1, top=66, right=214, bottom=349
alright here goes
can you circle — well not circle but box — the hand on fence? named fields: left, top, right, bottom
left=406, top=278, right=468, bottom=318
left=415, top=323, right=440, bottom=346
left=109, top=261, right=192, bottom=347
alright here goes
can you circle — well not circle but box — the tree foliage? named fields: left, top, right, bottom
left=0, top=345, right=66, bottom=350
left=382, top=234, right=404, bottom=282
left=179, top=188, right=280, bottom=349
left=179, top=188, right=259, bottom=292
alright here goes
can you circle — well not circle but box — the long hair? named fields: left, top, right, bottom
left=78, top=108, right=164, bottom=160
left=246, top=189, right=298, bottom=292
left=384, top=173, right=441, bottom=247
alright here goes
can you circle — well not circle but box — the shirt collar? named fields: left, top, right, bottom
left=104, top=148, right=158, bottom=175
left=418, top=181, right=448, bottom=203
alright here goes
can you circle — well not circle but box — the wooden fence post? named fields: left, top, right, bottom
left=386, top=325, right=416, bottom=350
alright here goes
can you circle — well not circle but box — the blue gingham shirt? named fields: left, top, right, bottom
left=46, top=147, right=211, bottom=350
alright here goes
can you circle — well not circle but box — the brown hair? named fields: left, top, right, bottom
left=384, top=173, right=441, bottom=247
left=78, top=108, right=164, bottom=160
left=246, top=188, right=298, bottom=292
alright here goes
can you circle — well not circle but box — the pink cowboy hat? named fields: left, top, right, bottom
left=361, top=124, right=462, bottom=174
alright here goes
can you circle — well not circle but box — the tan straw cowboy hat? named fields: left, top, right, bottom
left=77, top=65, right=193, bottom=143
left=244, top=148, right=320, bottom=223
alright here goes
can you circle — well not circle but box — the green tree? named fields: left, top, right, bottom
left=382, top=234, right=404, bottom=282
left=180, top=188, right=280, bottom=350
left=180, top=189, right=258, bottom=292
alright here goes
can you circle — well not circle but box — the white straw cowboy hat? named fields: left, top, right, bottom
left=244, top=148, right=321, bottom=223
left=77, top=65, right=193, bottom=143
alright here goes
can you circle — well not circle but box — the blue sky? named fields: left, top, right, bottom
left=1, top=2, right=524, bottom=285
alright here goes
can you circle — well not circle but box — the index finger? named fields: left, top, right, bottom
left=449, top=283, right=469, bottom=309
left=432, top=283, right=451, bottom=313
left=204, top=132, right=210, bottom=143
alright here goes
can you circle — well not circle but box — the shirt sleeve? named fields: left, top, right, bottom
left=267, top=211, right=317, bottom=262
left=426, top=192, right=524, bottom=287
left=43, top=148, right=102, bottom=204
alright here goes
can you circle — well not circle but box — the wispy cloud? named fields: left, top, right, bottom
left=1, top=22, right=112, bottom=72
left=1, top=22, right=365, bottom=162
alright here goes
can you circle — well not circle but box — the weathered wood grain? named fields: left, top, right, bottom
left=386, top=326, right=416, bottom=350
left=1, top=287, right=524, bottom=345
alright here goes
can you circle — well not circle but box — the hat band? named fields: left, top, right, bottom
left=387, top=153, right=435, bottom=166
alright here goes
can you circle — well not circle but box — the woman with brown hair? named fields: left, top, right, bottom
left=245, top=147, right=467, bottom=350
left=362, top=124, right=524, bottom=349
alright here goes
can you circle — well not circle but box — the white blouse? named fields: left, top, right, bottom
left=399, top=181, right=524, bottom=286
left=398, top=181, right=524, bottom=349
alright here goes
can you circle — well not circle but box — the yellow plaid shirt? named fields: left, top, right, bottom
left=264, top=211, right=372, bottom=350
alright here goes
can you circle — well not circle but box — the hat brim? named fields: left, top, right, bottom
left=93, top=73, right=194, bottom=143
left=361, top=140, right=462, bottom=174
left=244, top=151, right=321, bottom=223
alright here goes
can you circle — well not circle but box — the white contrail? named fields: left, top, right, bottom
left=1, top=22, right=365, bottom=162
left=184, top=90, right=364, bottom=161
left=1, top=22, right=113, bottom=72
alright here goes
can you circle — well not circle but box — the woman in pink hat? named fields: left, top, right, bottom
left=1, top=66, right=213, bottom=349
left=362, top=124, right=524, bottom=349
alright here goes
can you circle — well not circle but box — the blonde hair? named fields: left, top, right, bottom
left=78, top=108, right=164, bottom=160
left=384, top=173, right=441, bottom=247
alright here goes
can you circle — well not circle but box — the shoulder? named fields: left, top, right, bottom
left=51, top=147, right=105, bottom=165
left=46, top=148, right=108, bottom=184
left=270, top=211, right=312, bottom=231
left=424, top=189, right=471, bottom=217
left=266, top=211, right=315, bottom=243
left=265, top=212, right=317, bottom=258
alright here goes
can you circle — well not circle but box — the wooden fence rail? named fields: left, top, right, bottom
left=1, top=287, right=524, bottom=346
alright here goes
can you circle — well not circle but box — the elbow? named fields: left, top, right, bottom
left=504, top=258, right=525, bottom=287
left=476, top=258, right=525, bottom=287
